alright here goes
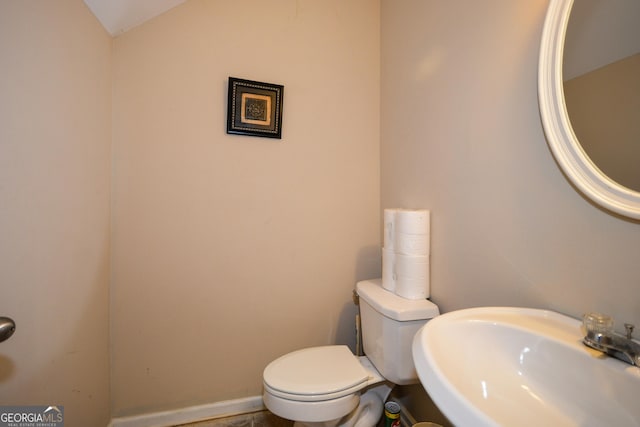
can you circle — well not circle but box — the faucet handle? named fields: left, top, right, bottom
left=624, top=323, right=634, bottom=340
left=583, top=312, right=614, bottom=334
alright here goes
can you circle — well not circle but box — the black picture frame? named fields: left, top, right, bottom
left=226, top=77, right=284, bottom=139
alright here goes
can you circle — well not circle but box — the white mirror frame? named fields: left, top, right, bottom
left=538, top=0, right=640, bottom=220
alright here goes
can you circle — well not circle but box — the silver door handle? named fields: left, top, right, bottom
left=0, top=317, right=16, bottom=343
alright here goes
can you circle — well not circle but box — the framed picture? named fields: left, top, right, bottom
left=227, top=77, right=284, bottom=139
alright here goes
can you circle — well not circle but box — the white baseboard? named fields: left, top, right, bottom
left=109, top=396, right=265, bottom=427
left=107, top=394, right=420, bottom=427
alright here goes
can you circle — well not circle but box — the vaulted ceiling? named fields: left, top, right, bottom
left=83, top=0, right=186, bottom=36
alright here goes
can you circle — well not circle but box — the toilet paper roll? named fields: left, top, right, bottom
left=381, top=248, right=396, bottom=292
left=383, top=209, right=397, bottom=250
left=395, top=254, right=429, bottom=299
left=395, top=231, right=430, bottom=256
left=396, top=209, right=430, bottom=235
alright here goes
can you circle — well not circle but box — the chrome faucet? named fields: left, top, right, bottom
left=582, top=313, right=640, bottom=367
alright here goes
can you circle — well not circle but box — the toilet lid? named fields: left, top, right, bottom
left=263, top=345, right=369, bottom=398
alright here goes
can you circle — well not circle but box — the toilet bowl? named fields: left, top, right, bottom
left=262, top=279, right=440, bottom=427
left=263, top=345, right=390, bottom=426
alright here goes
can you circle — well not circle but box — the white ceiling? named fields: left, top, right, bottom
left=83, top=0, right=186, bottom=36
left=562, top=0, right=640, bottom=80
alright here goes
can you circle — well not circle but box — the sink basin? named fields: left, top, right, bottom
left=412, top=307, right=640, bottom=427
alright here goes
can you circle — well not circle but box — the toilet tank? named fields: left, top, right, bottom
left=356, top=279, right=439, bottom=385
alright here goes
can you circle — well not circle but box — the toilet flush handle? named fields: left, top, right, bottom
left=0, top=317, right=16, bottom=343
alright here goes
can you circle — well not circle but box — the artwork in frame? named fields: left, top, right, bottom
left=227, top=77, right=284, bottom=139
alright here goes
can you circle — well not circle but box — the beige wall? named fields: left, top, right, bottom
left=0, top=1, right=112, bottom=426
left=564, top=53, right=640, bottom=191
left=111, top=0, right=380, bottom=416
left=381, top=0, right=640, bottom=419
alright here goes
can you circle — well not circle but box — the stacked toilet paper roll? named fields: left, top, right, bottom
left=382, top=208, right=430, bottom=299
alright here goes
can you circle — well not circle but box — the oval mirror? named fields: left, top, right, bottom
left=538, top=0, right=640, bottom=220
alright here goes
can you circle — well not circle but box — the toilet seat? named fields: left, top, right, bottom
left=263, top=345, right=371, bottom=402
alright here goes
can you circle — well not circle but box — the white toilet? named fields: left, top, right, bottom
left=262, top=279, right=439, bottom=427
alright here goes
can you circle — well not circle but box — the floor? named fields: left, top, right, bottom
left=177, top=410, right=293, bottom=427
left=176, top=408, right=404, bottom=427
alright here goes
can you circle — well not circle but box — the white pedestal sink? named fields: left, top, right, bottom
left=412, top=307, right=640, bottom=427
